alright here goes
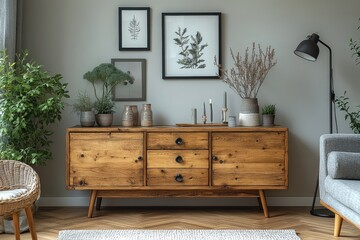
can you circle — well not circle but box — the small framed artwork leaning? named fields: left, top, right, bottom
left=162, top=12, right=222, bottom=79
left=111, top=59, right=146, bottom=101
left=119, top=7, right=150, bottom=51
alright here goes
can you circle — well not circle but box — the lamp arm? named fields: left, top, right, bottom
left=319, top=39, right=335, bottom=134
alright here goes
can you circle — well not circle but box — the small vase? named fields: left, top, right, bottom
left=80, top=111, right=95, bottom=127
left=141, top=103, right=153, bottom=127
left=130, top=105, right=138, bottom=126
left=122, top=106, right=134, bottom=127
left=95, top=114, right=113, bottom=127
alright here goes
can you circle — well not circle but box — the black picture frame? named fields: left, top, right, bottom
left=111, top=58, right=146, bottom=101
left=119, top=7, right=150, bottom=51
left=162, top=12, right=221, bottom=79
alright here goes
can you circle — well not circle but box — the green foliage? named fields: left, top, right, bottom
left=174, top=27, right=208, bottom=69
left=72, top=91, right=94, bottom=112
left=0, top=50, right=69, bottom=165
left=261, top=104, right=276, bottom=115
left=350, top=18, right=360, bottom=64
left=335, top=92, right=360, bottom=134
left=83, top=63, right=134, bottom=114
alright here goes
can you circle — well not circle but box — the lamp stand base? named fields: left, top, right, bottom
left=310, top=208, right=334, bottom=218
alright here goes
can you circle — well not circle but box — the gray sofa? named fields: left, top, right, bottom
left=319, top=134, right=360, bottom=236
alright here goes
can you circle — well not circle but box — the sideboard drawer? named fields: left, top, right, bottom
left=147, top=150, right=209, bottom=168
left=147, top=169, right=208, bottom=186
left=147, top=132, right=208, bottom=150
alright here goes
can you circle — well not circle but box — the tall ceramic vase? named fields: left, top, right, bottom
left=239, top=98, right=260, bottom=126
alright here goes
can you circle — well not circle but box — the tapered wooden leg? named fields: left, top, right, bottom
left=334, top=213, right=343, bottom=237
left=12, top=212, right=20, bottom=240
left=96, top=197, right=102, bottom=211
left=25, top=206, right=38, bottom=240
left=259, top=190, right=269, bottom=218
left=88, top=190, right=97, bottom=218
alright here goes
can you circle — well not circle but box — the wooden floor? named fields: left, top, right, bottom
left=1, top=206, right=359, bottom=240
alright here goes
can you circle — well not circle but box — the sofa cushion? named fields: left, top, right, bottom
left=328, top=151, right=360, bottom=180
left=324, top=176, right=360, bottom=215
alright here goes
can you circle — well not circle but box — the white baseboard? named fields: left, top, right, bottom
left=37, top=197, right=322, bottom=207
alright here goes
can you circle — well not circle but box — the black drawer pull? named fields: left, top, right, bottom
left=175, top=137, right=183, bottom=145
left=175, top=174, right=184, bottom=182
left=79, top=180, right=87, bottom=186
left=175, top=156, right=183, bottom=163
left=212, top=156, right=218, bottom=161
left=138, top=156, right=143, bottom=161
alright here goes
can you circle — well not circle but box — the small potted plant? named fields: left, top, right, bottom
left=72, top=91, right=95, bottom=127
left=261, top=104, right=276, bottom=126
left=83, top=63, right=134, bottom=127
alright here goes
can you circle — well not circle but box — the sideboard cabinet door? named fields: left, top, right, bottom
left=69, top=132, right=144, bottom=188
left=212, top=132, right=287, bottom=187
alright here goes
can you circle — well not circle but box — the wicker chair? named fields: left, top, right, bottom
left=0, top=160, right=40, bottom=240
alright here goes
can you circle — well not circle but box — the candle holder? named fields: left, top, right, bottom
left=202, top=115, right=207, bottom=124
left=221, top=107, right=228, bottom=124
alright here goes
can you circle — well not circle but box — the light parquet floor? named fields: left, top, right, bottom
left=1, top=206, right=359, bottom=240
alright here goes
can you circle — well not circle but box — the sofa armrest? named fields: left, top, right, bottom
left=328, top=151, right=360, bottom=179
left=319, top=134, right=360, bottom=199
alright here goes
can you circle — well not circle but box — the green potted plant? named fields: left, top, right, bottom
left=335, top=92, right=359, bottom=133
left=0, top=50, right=69, bottom=165
left=72, top=91, right=95, bottom=127
left=83, top=63, right=134, bottom=127
left=261, top=104, right=276, bottom=126
left=334, top=20, right=360, bottom=133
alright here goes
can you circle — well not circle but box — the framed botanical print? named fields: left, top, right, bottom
left=162, top=12, right=221, bottom=79
left=119, top=7, right=150, bottom=51
left=111, top=58, right=146, bottom=101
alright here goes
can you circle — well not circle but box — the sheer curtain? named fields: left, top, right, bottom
left=0, top=0, right=21, bottom=61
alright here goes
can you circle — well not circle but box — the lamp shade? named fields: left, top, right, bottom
left=294, top=33, right=320, bottom=61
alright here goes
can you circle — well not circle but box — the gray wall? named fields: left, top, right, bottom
left=21, top=0, right=360, bottom=206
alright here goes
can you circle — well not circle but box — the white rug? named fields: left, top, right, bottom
left=58, top=229, right=301, bottom=240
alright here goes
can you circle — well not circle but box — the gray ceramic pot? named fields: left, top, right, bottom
left=95, top=114, right=113, bottom=127
left=80, top=111, right=95, bottom=127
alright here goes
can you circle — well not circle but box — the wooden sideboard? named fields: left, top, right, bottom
left=66, top=126, right=288, bottom=218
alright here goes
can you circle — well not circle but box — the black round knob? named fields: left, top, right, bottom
left=175, top=138, right=183, bottom=145
left=138, top=156, right=143, bottom=161
left=175, top=156, right=183, bottom=163
left=175, top=174, right=184, bottom=182
left=212, top=156, right=218, bottom=161
left=79, top=180, right=86, bottom=186
left=219, top=160, right=224, bottom=164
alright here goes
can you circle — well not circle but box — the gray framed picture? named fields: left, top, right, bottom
left=111, top=59, right=146, bottom=101
left=119, top=7, right=150, bottom=51
left=162, top=12, right=222, bottom=79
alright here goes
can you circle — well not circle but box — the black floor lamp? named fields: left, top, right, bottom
left=294, top=33, right=335, bottom=218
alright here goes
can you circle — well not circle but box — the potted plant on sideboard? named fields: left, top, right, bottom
left=261, top=104, right=276, bottom=126
left=83, top=63, right=134, bottom=127
left=215, top=43, right=277, bottom=126
left=72, top=91, right=95, bottom=127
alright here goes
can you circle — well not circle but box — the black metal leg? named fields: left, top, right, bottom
left=310, top=177, right=334, bottom=218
